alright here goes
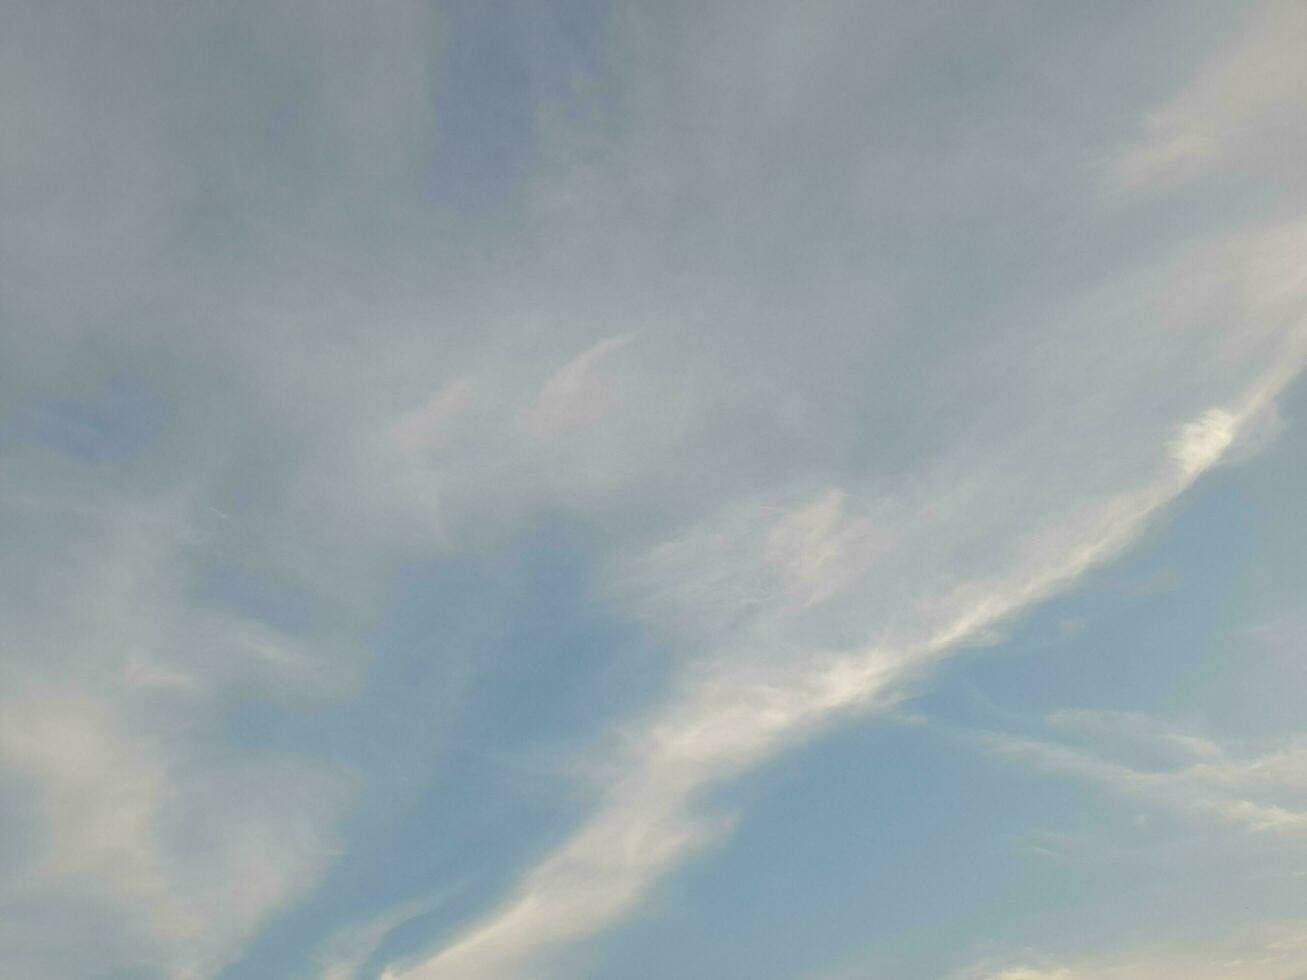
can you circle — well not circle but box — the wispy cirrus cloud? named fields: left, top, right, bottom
left=954, top=916, right=1307, bottom=980
left=978, top=719, right=1307, bottom=839
left=3, top=3, right=1306, bottom=979
left=1107, top=2, right=1307, bottom=191
left=384, top=266, right=1307, bottom=977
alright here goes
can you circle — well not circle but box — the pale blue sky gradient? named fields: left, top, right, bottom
left=2, top=3, right=1306, bottom=979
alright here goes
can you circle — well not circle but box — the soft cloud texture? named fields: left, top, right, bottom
left=957, top=917, right=1307, bottom=980
left=2, top=2, right=1306, bottom=979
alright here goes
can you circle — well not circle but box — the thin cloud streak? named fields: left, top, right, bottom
left=1107, top=2, right=1307, bottom=191
left=954, top=916, right=1307, bottom=980
left=977, top=712, right=1307, bottom=839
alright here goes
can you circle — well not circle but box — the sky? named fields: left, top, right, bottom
left=2, top=2, right=1306, bottom=979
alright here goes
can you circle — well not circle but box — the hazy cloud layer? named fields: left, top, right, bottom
left=2, top=2, right=1305, bottom=979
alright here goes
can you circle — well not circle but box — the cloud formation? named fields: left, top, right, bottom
left=386, top=352, right=1302, bottom=978
left=957, top=916, right=1307, bottom=980
left=2, top=3, right=1306, bottom=979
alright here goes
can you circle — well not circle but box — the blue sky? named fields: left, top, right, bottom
left=2, top=3, right=1306, bottom=979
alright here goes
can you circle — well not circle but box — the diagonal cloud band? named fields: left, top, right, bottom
left=384, top=327, right=1306, bottom=979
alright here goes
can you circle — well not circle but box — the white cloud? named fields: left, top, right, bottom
left=957, top=967, right=1074, bottom=980
left=384, top=309, right=1304, bottom=976
left=0, top=482, right=356, bottom=978
left=978, top=712, right=1307, bottom=840
left=1108, top=3, right=1307, bottom=190
left=314, top=889, right=462, bottom=980
left=522, top=333, right=639, bottom=436
left=1171, top=408, right=1238, bottom=477
left=4, top=3, right=1307, bottom=977
left=957, top=917, right=1307, bottom=980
